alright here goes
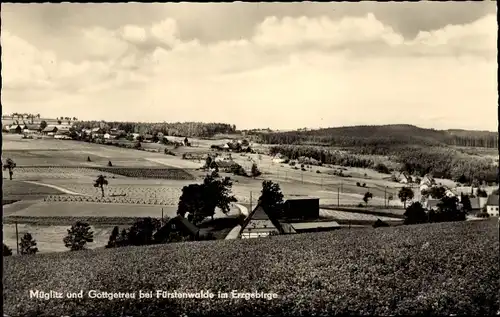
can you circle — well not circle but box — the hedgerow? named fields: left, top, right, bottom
left=3, top=220, right=498, bottom=316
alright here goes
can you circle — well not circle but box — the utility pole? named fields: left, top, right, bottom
left=341, top=181, right=343, bottom=193
left=250, top=191, right=253, bottom=212
left=337, top=188, right=340, bottom=207
left=161, top=208, right=164, bottom=225
left=15, top=221, right=19, bottom=255
left=384, top=187, right=387, bottom=208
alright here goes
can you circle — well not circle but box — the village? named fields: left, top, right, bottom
left=3, top=114, right=498, bottom=244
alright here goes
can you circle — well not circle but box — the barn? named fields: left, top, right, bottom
left=283, top=196, right=320, bottom=220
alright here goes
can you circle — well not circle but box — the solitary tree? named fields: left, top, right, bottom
left=40, top=120, right=48, bottom=130
left=3, top=243, right=13, bottom=256
left=94, top=175, right=109, bottom=197
left=259, top=180, right=285, bottom=218
left=108, top=160, right=113, bottom=167
left=363, top=192, right=373, bottom=206
left=251, top=163, right=262, bottom=178
left=87, top=156, right=92, bottom=162
left=177, top=171, right=237, bottom=224
left=19, top=232, right=39, bottom=255
left=63, top=221, right=94, bottom=251
left=404, top=202, right=427, bottom=225
left=398, top=187, right=415, bottom=209
left=3, top=158, right=16, bottom=180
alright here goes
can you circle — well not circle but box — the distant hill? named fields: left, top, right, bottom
left=255, top=124, right=498, bottom=148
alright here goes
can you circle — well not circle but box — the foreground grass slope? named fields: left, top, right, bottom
left=4, top=220, right=499, bottom=316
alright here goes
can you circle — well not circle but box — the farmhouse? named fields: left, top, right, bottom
left=485, top=194, right=499, bottom=217
left=153, top=216, right=200, bottom=243
left=24, top=124, right=41, bottom=134
left=103, top=133, right=116, bottom=140
left=397, top=171, right=412, bottom=184
left=468, top=196, right=488, bottom=212
left=8, top=124, right=23, bottom=134
left=283, top=196, right=320, bottom=220
left=420, top=174, right=436, bottom=187
left=239, top=204, right=295, bottom=239
left=42, top=125, right=58, bottom=135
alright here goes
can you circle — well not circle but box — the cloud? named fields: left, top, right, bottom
left=1, top=12, right=497, bottom=130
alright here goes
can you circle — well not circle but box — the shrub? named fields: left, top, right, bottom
left=316, top=170, right=321, bottom=173
left=3, top=243, right=12, bottom=256
left=374, top=163, right=390, bottom=174
left=356, top=182, right=361, bottom=187
left=19, top=233, right=38, bottom=255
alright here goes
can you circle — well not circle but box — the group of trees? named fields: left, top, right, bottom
left=177, top=171, right=237, bottom=224
left=71, top=121, right=236, bottom=138
left=3, top=233, right=39, bottom=257
left=7, top=113, right=41, bottom=123
left=270, top=145, right=376, bottom=169
left=403, top=187, right=468, bottom=225
left=268, top=144, right=498, bottom=184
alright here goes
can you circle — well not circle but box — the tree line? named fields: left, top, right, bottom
left=268, top=144, right=498, bottom=184
left=71, top=121, right=236, bottom=138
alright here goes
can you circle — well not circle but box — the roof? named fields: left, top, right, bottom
left=291, top=221, right=340, bottom=230
left=42, top=126, right=58, bottom=132
left=239, top=204, right=284, bottom=236
left=154, top=215, right=199, bottom=242
left=24, top=124, right=40, bottom=130
left=425, top=199, right=440, bottom=209
left=469, top=197, right=481, bottom=210
left=486, top=195, right=499, bottom=206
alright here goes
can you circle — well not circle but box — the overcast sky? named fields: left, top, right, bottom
left=2, top=3, right=497, bottom=131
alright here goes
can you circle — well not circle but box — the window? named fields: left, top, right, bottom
left=171, top=224, right=176, bottom=230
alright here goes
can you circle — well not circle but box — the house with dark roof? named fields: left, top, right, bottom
left=239, top=204, right=295, bottom=239
left=42, top=125, right=58, bottom=135
left=153, top=215, right=200, bottom=243
left=486, top=195, right=499, bottom=217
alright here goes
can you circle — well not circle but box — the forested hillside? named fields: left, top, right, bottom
left=255, top=124, right=498, bottom=149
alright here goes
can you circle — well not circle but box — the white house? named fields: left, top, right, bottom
left=486, top=195, right=499, bottom=217
left=420, top=174, right=436, bottom=187
left=103, top=133, right=116, bottom=139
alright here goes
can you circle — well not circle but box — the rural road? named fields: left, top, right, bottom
left=22, top=181, right=91, bottom=196
left=224, top=203, right=249, bottom=240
